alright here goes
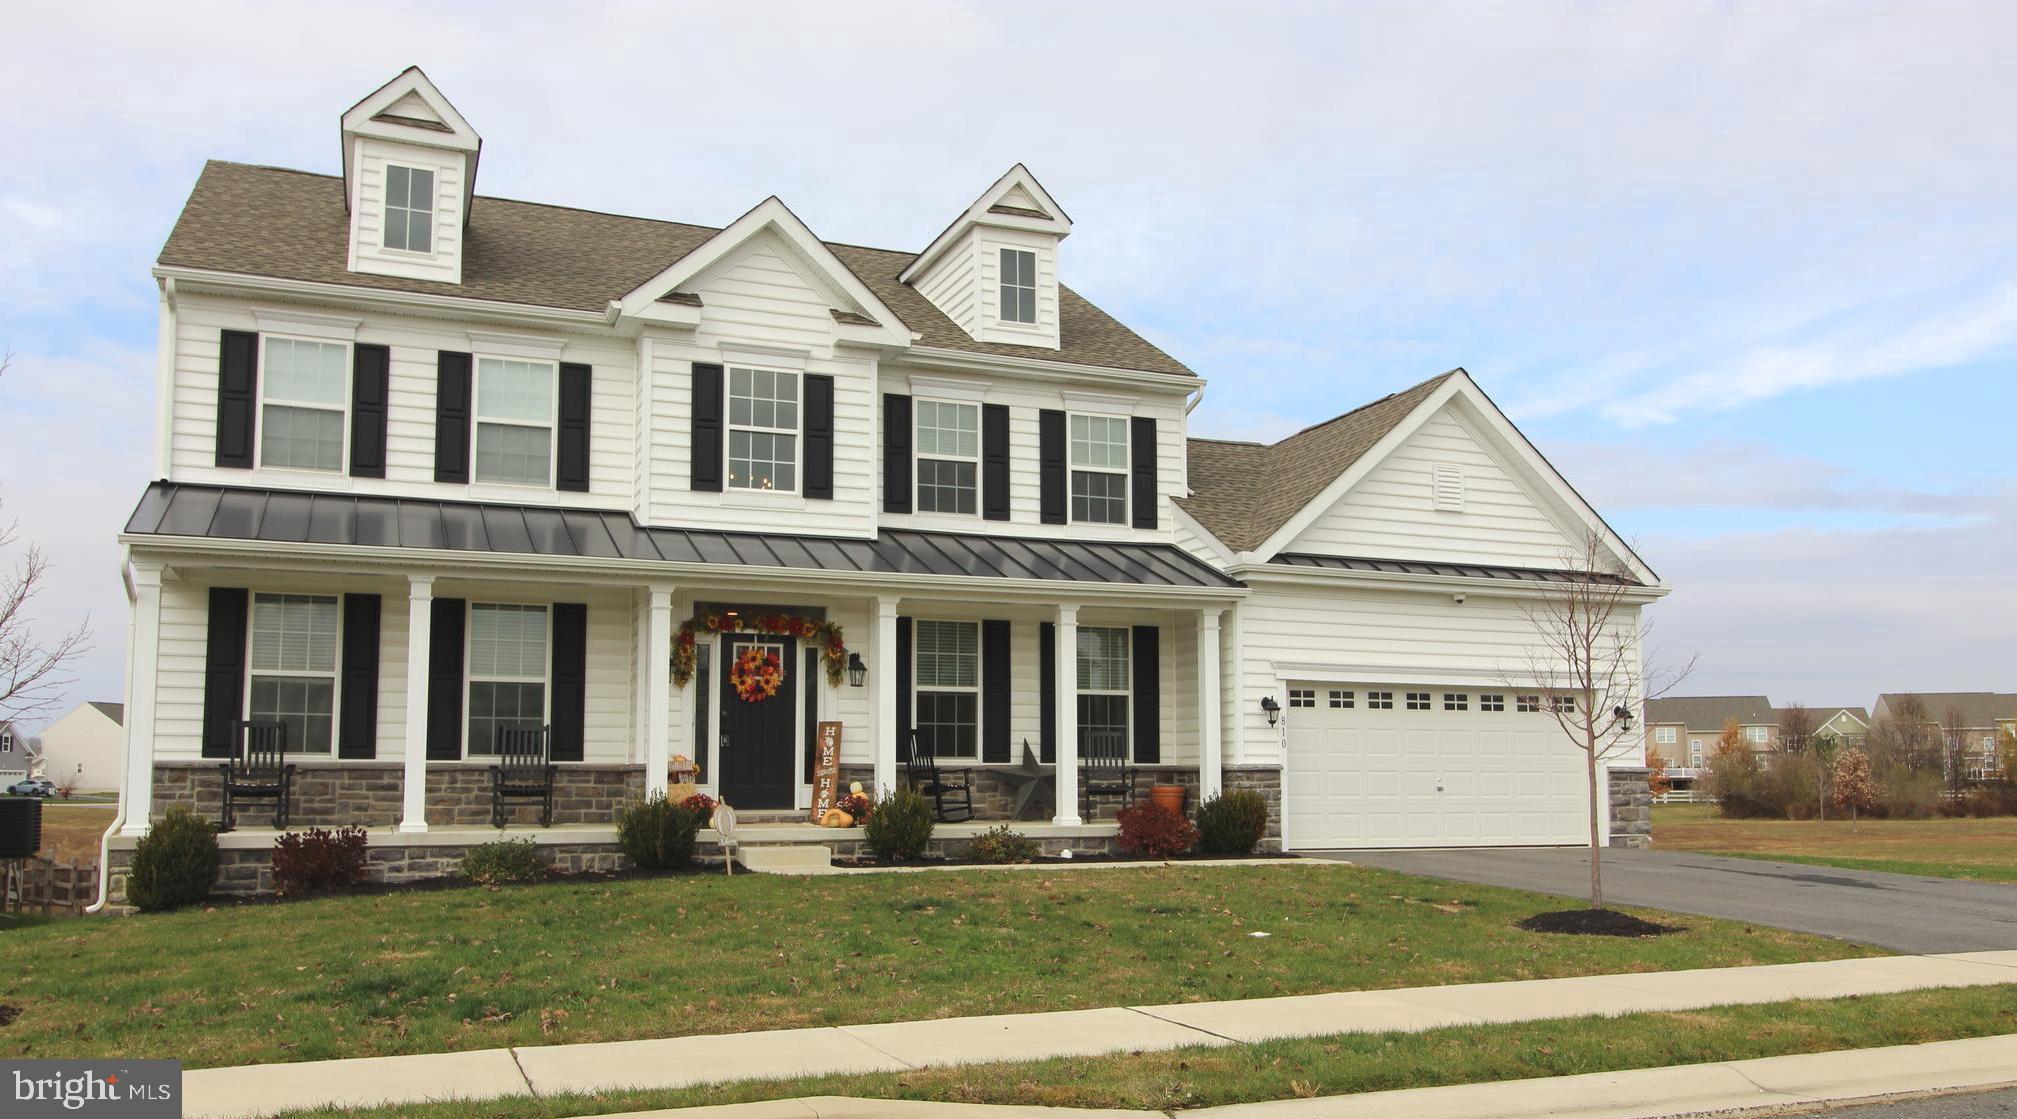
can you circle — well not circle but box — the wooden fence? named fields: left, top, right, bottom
left=2, top=856, right=99, bottom=916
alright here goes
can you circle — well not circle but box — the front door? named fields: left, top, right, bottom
left=718, top=633, right=798, bottom=809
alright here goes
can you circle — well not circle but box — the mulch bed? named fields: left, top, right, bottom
left=1517, top=908, right=1683, bottom=937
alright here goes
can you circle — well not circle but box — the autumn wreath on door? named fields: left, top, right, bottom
left=671, top=611, right=848, bottom=693
left=729, top=645, right=785, bottom=703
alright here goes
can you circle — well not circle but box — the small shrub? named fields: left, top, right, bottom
left=616, top=792, right=705, bottom=870
left=126, top=806, right=219, bottom=911
left=1115, top=802, right=1198, bottom=859
left=460, top=838, right=549, bottom=885
left=270, top=826, right=370, bottom=896
left=864, top=786, right=934, bottom=861
left=1195, top=789, right=1270, bottom=856
left=971, top=824, right=1040, bottom=864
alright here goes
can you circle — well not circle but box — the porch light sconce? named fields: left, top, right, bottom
left=847, top=652, right=868, bottom=688
left=1613, top=704, right=1636, bottom=731
left=1261, top=696, right=1281, bottom=727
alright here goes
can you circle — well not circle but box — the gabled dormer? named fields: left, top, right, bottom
left=340, top=67, right=481, bottom=285
left=900, top=165, right=1071, bottom=350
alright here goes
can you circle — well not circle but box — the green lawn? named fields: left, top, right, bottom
left=282, top=984, right=2017, bottom=1118
left=1655, top=803, right=2017, bottom=882
left=0, top=864, right=1877, bottom=1070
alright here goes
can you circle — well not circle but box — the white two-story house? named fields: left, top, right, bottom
left=108, top=69, right=1666, bottom=893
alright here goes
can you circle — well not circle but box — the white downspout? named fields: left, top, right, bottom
left=86, top=551, right=139, bottom=914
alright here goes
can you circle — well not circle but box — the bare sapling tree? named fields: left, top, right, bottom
left=0, top=352, right=92, bottom=722
left=1508, top=526, right=1692, bottom=910
left=1776, top=703, right=1813, bottom=755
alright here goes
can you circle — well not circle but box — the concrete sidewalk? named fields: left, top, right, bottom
left=181, top=951, right=2017, bottom=1119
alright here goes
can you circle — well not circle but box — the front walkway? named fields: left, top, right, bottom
left=179, top=951, right=2017, bottom=1118
left=1312, top=848, right=2017, bottom=953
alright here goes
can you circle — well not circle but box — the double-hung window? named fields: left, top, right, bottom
left=475, top=357, right=555, bottom=485
left=247, top=593, right=340, bottom=755
left=383, top=164, right=435, bottom=253
left=467, top=603, right=547, bottom=756
left=1655, top=726, right=1677, bottom=745
left=914, top=620, right=979, bottom=760
left=1743, top=725, right=1768, bottom=745
left=1076, top=626, right=1130, bottom=754
left=999, top=248, right=1036, bottom=324
left=915, top=401, right=978, bottom=514
left=1069, top=414, right=1128, bottom=524
left=260, top=337, right=348, bottom=472
left=727, top=367, right=798, bottom=492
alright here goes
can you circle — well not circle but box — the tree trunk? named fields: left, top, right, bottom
left=1586, top=742, right=1604, bottom=909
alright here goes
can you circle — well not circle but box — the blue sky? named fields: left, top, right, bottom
left=1, top=1, right=2012, bottom=727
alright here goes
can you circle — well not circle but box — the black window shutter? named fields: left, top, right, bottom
left=982, top=620, right=1011, bottom=763
left=1038, top=409, right=1067, bottom=525
left=1132, top=625, right=1161, bottom=763
left=895, top=615, right=914, bottom=763
left=1039, top=621, right=1056, bottom=764
left=201, top=587, right=249, bottom=758
left=883, top=394, right=913, bottom=513
left=695, top=651, right=712, bottom=781
left=337, top=594, right=382, bottom=758
left=550, top=602, right=587, bottom=762
left=434, top=352, right=472, bottom=483
left=804, top=374, right=835, bottom=500
left=690, top=363, right=724, bottom=492
left=557, top=362, right=592, bottom=493
left=425, top=598, right=466, bottom=760
left=802, top=647, right=820, bottom=782
left=349, top=343, right=390, bottom=478
left=982, top=403, right=1011, bottom=521
left=215, top=330, right=258, bottom=469
left=1131, top=416, right=1159, bottom=530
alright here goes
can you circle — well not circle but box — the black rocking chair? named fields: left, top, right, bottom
left=491, top=725, right=556, bottom=828
left=1080, top=730, right=1138, bottom=820
left=905, top=732, right=975, bottom=823
left=220, top=720, right=295, bottom=832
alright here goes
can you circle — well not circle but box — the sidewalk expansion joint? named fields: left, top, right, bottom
left=833, top=1027, right=925, bottom=1070
left=1122, top=1005, right=1244, bottom=1047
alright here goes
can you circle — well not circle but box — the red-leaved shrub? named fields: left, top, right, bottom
left=270, top=826, right=371, bottom=896
left=1115, top=802, right=1197, bottom=859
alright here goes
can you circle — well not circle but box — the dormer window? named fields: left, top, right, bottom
left=260, top=337, right=348, bottom=472
left=727, top=367, right=799, bottom=492
left=1069, top=414, right=1128, bottom=524
left=383, top=165, right=435, bottom=253
left=999, top=248, right=1037, bottom=324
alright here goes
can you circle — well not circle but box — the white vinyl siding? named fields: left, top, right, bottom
left=259, top=337, right=348, bottom=472
left=915, top=401, right=979, bottom=515
left=914, top=620, right=979, bottom=759
left=247, top=593, right=339, bottom=755
left=474, top=357, right=555, bottom=486
left=727, top=367, right=799, bottom=493
left=467, top=603, right=548, bottom=756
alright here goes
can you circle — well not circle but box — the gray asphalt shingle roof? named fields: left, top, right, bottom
left=1644, top=696, right=1777, bottom=731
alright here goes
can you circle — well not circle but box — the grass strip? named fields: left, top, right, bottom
left=1686, top=849, right=2017, bottom=884
left=277, top=983, right=2017, bottom=1117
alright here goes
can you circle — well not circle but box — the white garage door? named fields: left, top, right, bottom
left=1283, top=686, right=1587, bottom=850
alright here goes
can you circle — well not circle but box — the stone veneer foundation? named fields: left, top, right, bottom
left=150, top=761, right=645, bottom=828
left=1608, top=765, right=1653, bottom=848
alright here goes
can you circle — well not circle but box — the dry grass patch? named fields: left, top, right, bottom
left=1654, top=803, right=2017, bottom=881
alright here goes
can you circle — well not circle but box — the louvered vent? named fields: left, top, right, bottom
left=1431, top=464, right=1465, bottom=511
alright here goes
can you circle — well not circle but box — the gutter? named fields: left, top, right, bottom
left=86, top=551, right=137, bottom=914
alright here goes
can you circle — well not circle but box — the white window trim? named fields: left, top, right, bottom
left=471, top=354, right=560, bottom=489
left=255, top=334, right=351, bottom=476
left=1655, top=726, right=1678, bottom=744
left=1743, top=725, right=1769, bottom=744
left=243, top=591, right=343, bottom=757
left=1076, top=626, right=1133, bottom=758
left=725, top=365, right=802, bottom=495
left=915, top=399, right=981, bottom=517
left=380, top=162, right=439, bottom=259
left=913, top=620, right=981, bottom=761
left=1068, top=412, right=1130, bottom=526
left=998, top=246, right=1038, bottom=326
left=464, top=601, right=552, bottom=759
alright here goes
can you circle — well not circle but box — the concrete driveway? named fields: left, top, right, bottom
left=1308, top=847, right=2017, bottom=953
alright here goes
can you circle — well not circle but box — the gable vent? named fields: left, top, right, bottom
left=1431, top=464, right=1465, bottom=511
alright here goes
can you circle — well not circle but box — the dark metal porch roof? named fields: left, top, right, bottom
left=1270, top=552, right=1640, bottom=586
left=124, top=482, right=1243, bottom=590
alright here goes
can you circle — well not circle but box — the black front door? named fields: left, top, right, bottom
left=718, top=633, right=798, bottom=809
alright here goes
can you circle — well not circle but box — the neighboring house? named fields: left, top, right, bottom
left=1873, top=692, right=2015, bottom=777
left=0, top=720, right=32, bottom=784
left=1805, top=706, right=1870, bottom=748
left=39, top=702, right=125, bottom=791
left=111, top=68, right=1668, bottom=887
left=1645, top=696, right=1777, bottom=771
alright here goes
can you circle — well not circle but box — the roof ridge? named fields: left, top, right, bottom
left=1274, top=370, right=1459, bottom=444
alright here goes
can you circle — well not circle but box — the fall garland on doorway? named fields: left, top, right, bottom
left=671, top=611, right=847, bottom=690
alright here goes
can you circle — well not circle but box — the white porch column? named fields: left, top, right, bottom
left=399, top=576, right=435, bottom=833
left=118, top=562, right=164, bottom=837
left=644, top=584, right=675, bottom=798
left=873, top=596, right=900, bottom=795
left=1052, top=603, right=1082, bottom=826
left=1198, top=608, right=1224, bottom=801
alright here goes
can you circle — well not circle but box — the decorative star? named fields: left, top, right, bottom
left=996, top=740, right=1056, bottom=820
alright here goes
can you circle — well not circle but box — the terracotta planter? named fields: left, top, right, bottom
left=1149, top=784, right=1187, bottom=817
